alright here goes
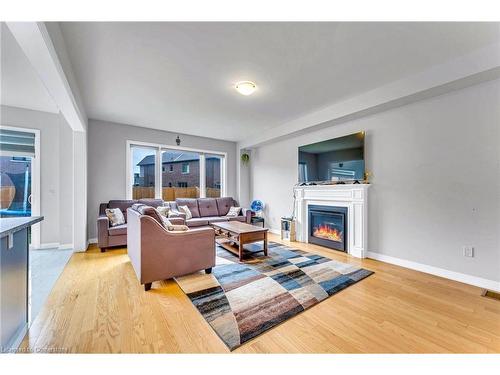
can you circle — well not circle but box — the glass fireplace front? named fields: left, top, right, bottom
left=308, top=205, right=347, bottom=251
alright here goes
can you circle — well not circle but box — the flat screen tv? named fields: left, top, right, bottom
left=298, top=132, right=365, bottom=183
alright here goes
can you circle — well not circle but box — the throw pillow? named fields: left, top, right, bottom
left=162, top=218, right=189, bottom=231
left=178, top=205, right=193, bottom=220
left=226, top=206, right=242, bottom=217
left=157, top=206, right=170, bottom=217
left=168, top=210, right=181, bottom=218
left=105, top=208, right=125, bottom=227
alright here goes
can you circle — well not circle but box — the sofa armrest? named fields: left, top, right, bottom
left=97, top=215, right=110, bottom=248
left=98, top=203, right=108, bottom=216
left=241, top=208, right=254, bottom=224
left=168, top=216, right=185, bottom=225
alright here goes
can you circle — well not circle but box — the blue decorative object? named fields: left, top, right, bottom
left=251, top=200, right=264, bottom=213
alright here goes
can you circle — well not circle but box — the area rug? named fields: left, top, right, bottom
left=175, top=241, right=373, bottom=350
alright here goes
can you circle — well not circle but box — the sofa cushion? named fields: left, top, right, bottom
left=176, top=198, right=200, bottom=218
left=131, top=203, right=146, bottom=212
left=198, top=198, right=219, bottom=217
left=108, top=199, right=136, bottom=221
left=178, top=205, right=193, bottom=220
left=216, top=197, right=235, bottom=216
left=227, top=216, right=246, bottom=222
left=137, top=198, right=164, bottom=208
left=156, top=206, right=170, bottom=217
left=108, top=223, right=127, bottom=236
left=186, top=218, right=209, bottom=227
left=226, top=206, right=242, bottom=217
left=105, top=208, right=125, bottom=227
left=204, top=216, right=229, bottom=224
left=164, top=201, right=178, bottom=210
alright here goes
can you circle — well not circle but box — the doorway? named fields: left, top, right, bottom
left=0, top=126, right=40, bottom=247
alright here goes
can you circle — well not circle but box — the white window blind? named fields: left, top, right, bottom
left=0, top=129, right=36, bottom=156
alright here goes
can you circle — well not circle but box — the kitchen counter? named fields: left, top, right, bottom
left=1, top=216, right=43, bottom=352
left=0, top=216, right=44, bottom=238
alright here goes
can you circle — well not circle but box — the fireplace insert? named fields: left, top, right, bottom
left=308, top=205, right=347, bottom=251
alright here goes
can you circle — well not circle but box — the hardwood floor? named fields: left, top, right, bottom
left=20, top=234, right=500, bottom=353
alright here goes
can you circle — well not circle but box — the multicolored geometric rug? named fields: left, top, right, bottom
left=175, top=241, right=373, bottom=350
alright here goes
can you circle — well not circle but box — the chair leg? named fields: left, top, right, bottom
left=144, top=283, right=152, bottom=291
left=205, top=268, right=212, bottom=274
left=100, top=247, right=106, bottom=253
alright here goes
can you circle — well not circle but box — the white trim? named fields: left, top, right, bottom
left=199, top=153, right=206, bottom=196
left=221, top=155, right=227, bottom=198
left=126, top=140, right=228, bottom=200
left=31, top=242, right=58, bottom=250
left=367, top=251, right=500, bottom=292
left=6, top=22, right=87, bottom=131
left=294, top=184, right=370, bottom=258
left=0, top=125, right=41, bottom=249
left=155, top=146, right=162, bottom=199
left=128, top=139, right=229, bottom=156
left=88, top=237, right=97, bottom=244
left=30, top=242, right=73, bottom=250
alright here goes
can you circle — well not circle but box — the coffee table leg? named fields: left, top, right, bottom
left=238, top=241, right=244, bottom=261
left=264, top=232, right=268, bottom=256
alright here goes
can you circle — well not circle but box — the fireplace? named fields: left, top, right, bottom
left=308, top=205, right=347, bottom=251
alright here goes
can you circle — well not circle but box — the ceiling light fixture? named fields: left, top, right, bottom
left=235, top=81, right=257, bottom=96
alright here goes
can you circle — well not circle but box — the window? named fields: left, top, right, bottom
left=205, top=154, right=223, bottom=198
left=130, top=146, right=156, bottom=199
left=161, top=149, right=199, bottom=199
left=127, top=142, right=226, bottom=200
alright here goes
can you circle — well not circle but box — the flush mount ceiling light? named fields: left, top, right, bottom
left=235, top=81, right=257, bottom=96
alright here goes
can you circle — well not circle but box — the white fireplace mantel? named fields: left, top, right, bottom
left=294, top=184, right=370, bottom=258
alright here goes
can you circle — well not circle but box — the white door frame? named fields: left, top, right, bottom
left=0, top=125, right=41, bottom=248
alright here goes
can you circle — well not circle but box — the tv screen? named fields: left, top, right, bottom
left=298, top=132, right=365, bottom=183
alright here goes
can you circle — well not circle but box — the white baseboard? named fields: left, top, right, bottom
left=367, top=251, right=500, bottom=292
left=88, top=237, right=97, bottom=244
left=30, top=242, right=74, bottom=250
left=33, top=242, right=59, bottom=250
left=269, top=228, right=280, bottom=235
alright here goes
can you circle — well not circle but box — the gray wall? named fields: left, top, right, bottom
left=87, top=119, right=238, bottom=239
left=1, top=105, right=74, bottom=246
left=250, top=79, right=500, bottom=282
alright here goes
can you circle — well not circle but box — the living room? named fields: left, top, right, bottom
left=1, top=0, right=499, bottom=371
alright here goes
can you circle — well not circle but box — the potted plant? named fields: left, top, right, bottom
left=241, top=152, right=250, bottom=165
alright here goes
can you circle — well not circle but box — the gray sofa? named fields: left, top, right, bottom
left=97, top=197, right=252, bottom=251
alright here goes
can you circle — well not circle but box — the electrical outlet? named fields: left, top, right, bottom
left=463, top=246, right=474, bottom=258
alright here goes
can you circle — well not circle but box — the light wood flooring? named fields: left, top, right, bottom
left=20, top=234, right=500, bottom=353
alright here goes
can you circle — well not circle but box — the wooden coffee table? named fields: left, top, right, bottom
left=211, top=221, right=268, bottom=261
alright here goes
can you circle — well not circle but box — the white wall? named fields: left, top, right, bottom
left=249, top=79, right=500, bottom=282
left=1, top=105, right=74, bottom=248
left=87, top=119, right=238, bottom=240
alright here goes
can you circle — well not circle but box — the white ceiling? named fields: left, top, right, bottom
left=59, top=22, right=500, bottom=142
left=1, top=23, right=59, bottom=114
